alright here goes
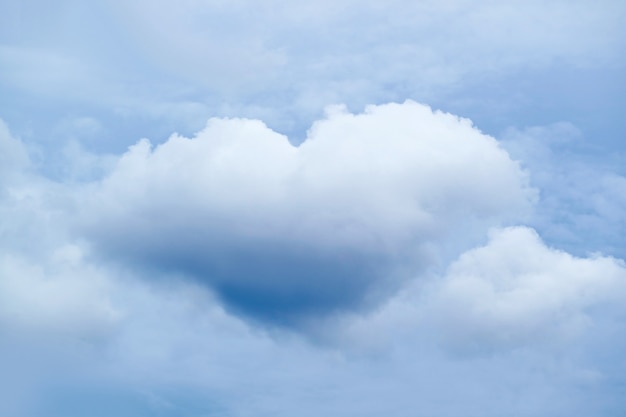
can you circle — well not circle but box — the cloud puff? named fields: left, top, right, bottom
left=433, top=226, right=626, bottom=353
left=0, top=248, right=119, bottom=337
left=80, top=101, right=534, bottom=326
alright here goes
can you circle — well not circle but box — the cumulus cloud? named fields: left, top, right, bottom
left=433, top=226, right=626, bottom=353
left=79, top=101, right=534, bottom=325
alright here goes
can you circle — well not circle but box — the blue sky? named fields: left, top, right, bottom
left=1, top=1, right=626, bottom=416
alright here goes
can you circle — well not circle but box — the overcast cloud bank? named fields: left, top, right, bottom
left=1, top=1, right=625, bottom=415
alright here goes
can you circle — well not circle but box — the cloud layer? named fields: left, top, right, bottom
left=2, top=1, right=625, bottom=415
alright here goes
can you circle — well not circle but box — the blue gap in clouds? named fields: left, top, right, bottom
left=434, top=66, right=626, bottom=153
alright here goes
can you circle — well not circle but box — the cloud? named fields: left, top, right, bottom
left=79, top=101, right=534, bottom=326
left=0, top=119, right=118, bottom=338
left=1, top=1, right=625, bottom=414
left=108, top=0, right=626, bottom=92
left=0, top=45, right=95, bottom=99
left=501, top=123, right=626, bottom=258
left=3, top=0, right=624, bottom=146
left=0, top=119, right=29, bottom=183
left=0, top=249, right=119, bottom=336
left=0, top=113, right=624, bottom=417
left=432, top=226, right=626, bottom=354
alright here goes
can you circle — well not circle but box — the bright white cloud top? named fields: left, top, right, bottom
left=0, top=1, right=625, bottom=416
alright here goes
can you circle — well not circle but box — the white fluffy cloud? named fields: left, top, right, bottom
left=79, top=101, right=534, bottom=324
left=433, top=226, right=626, bottom=353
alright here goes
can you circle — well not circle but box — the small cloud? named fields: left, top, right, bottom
left=432, top=226, right=626, bottom=354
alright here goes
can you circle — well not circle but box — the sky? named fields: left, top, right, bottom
left=1, top=1, right=625, bottom=416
